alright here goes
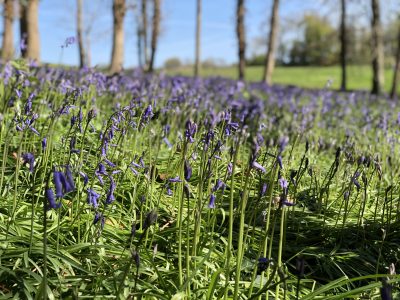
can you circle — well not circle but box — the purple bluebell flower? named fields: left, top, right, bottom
left=65, top=165, right=75, bottom=191
left=29, top=126, right=39, bottom=135
left=87, top=189, right=100, bottom=208
left=279, top=177, right=288, bottom=190
left=169, top=176, right=182, bottom=183
left=278, top=136, right=289, bottom=153
left=258, top=257, right=269, bottom=272
left=105, top=176, right=116, bottom=205
left=166, top=185, right=173, bottom=196
left=46, top=188, right=61, bottom=210
left=184, top=160, right=192, bottom=181
left=227, top=162, right=233, bottom=175
left=260, top=182, right=268, bottom=197
left=104, top=158, right=116, bottom=167
left=53, top=171, right=64, bottom=198
left=22, top=152, right=34, bottom=173
left=352, top=172, right=361, bottom=191
left=208, top=194, right=216, bottom=208
left=42, top=137, right=47, bottom=150
left=94, top=212, right=102, bottom=224
left=252, top=161, right=266, bottom=173
left=185, top=120, right=197, bottom=143
left=163, top=137, right=172, bottom=148
left=277, top=156, right=283, bottom=169
left=212, top=179, right=226, bottom=192
left=79, top=171, right=89, bottom=186
left=129, top=166, right=138, bottom=175
left=15, top=89, right=22, bottom=98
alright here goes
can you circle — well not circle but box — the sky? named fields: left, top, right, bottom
left=1, top=0, right=400, bottom=68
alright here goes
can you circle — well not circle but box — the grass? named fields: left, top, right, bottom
left=0, top=60, right=400, bottom=299
left=166, top=65, right=399, bottom=93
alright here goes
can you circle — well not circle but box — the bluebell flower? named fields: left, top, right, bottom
left=46, top=188, right=61, bottom=210
left=163, top=137, right=172, bottom=148
left=212, top=179, right=226, bottom=192
left=87, top=189, right=100, bottom=208
left=42, top=137, right=47, bottom=150
left=185, top=120, right=197, bottom=143
left=93, top=212, right=102, bottom=224
left=65, top=165, right=75, bottom=191
left=227, top=162, right=233, bottom=176
left=257, top=257, right=269, bottom=272
left=169, top=176, right=182, bottom=183
left=252, top=161, right=266, bottom=173
left=279, top=177, right=288, bottom=190
left=105, top=176, right=116, bottom=205
left=184, top=160, right=192, bottom=181
left=104, top=158, right=116, bottom=167
left=22, top=152, right=35, bottom=173
left=260, top=182, right=268, bottom=197
left=53, top=171, right=64, bottom=198
left=208, top=194, right=216, bottom=208
left=79, top=171, right=89, bottom=186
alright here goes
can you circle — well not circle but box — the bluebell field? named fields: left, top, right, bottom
left=0, top=60, right=399, bottom=299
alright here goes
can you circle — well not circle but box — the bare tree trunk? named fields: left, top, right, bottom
left=390, top=21, right=400, bottom=99
left=340, top=0, right=347, bottom=91
left=141, top=0, right=149, bottom=68
left=20, top=2, right=27, bottom=58
left=1, top=0, right=14, bottom=61
left=77, top=0, right=86, bottom=68
left=194, top=0, right=201, bottom=77
left=263, top=0, right=279, bottom=84
left=110, top=0, right=126, bottom=73
left=236, top=0, right=245, bottom=80
left=20, top=0, right=40, bottom=63
left=148, top=0, right=160, bottom=73
left=371, top=0, right=384, bottom=95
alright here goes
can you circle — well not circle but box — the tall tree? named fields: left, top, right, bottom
left=263, top=0, right=279, bottom=84
left=110, top=0, right=126, bottom=73
left=390, top=19, right=400, bottom=99
left=371, top=0, right=384, bottom=94
left=1, top=0, right=14, bottom=61
left=236, top=0, right=245, bottom=80
left=20, top=0, right=40, bottom=63
left=141, top=0, right=149, bottom=68
left=194, top=0, right=201, bottom=77
left=77, top=0, right=86, bottom=68
left=340, top=0, right=347, bottom=91
left=148, top=0, right=160, bottom=73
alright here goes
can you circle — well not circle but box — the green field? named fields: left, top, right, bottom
left=166, top=65, right=398, bottom=93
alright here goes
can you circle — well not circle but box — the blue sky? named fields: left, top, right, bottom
left=2, top=0, right=400, bottom=68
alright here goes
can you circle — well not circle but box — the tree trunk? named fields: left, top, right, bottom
left=110, top=0, right=126, bottom=73
left=141, top=0, right=149, bottom=68
left=20, top=0, right=40, bottom=63
left=236, top=0, right=245, bottom=80
left=340, top=0, right=347, bottom=91
left=148, top=0, right=160, bottom=73
left=390, top=21, right=400, bottom=99
left=194, top=0, right=201, bottom=77
left=2, top=0, right=14, bottom=61
left=263, top=0, right=279, bottom=84
left=77, top=0, right=86, bottom=68
left=371, top=0, right=384, bottom=95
